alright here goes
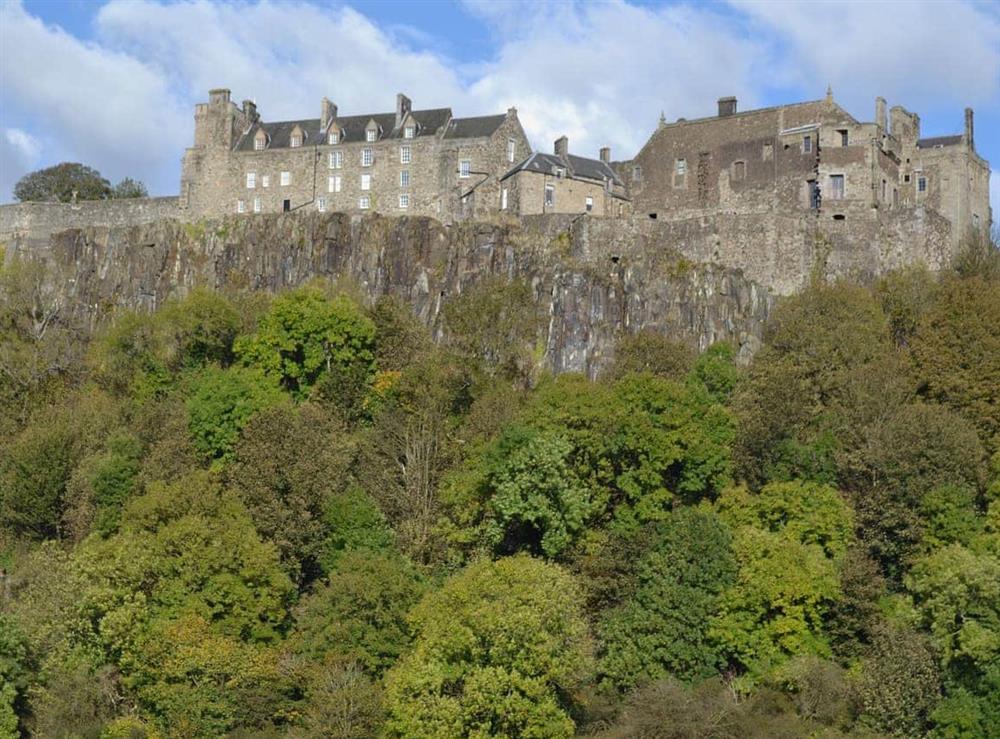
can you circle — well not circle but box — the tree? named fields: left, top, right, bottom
left=110, top=177, right=148, bottom=199
left=291, top=550, right=425, bottom=676
left=0, top=616, right=28, bottom=738
left=600, top=508, right=736, bottom=689
left=383, top=555, right=593, bottom=738
left=607, top=331, right=695, bottom=381
left=185, top=365, right=286, bottom=463
left=299, top=661, right=385, bottom=739
left=234, top=286, right=376, bottom=399
left=14, top=162, right=111, bottom=202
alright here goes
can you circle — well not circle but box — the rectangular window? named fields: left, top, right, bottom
left=633, top=165, right=642, bottom=181
left=366, top=129, right=377, bottom=142
left=762, top=142, right=773, bottom=161
left=261, top=175, right=270, bottom=188
left=361, top=174, right=371, bottom=191
left=459, top=159, right=471, bottom=178
left=404, top=125, right=415, bottom=139
left=254, top=137, right=265, bottom=151
left=918, top=176, right=927, bottom=192
left=317, top=197, right=327, bottom=212
left=328, top=176, right=337, bottom=193
left=585, top=196, right=593, bottom=213
left=329, top=151, right=343, bottom=169
left=333, top=175, right=342, bottom=193
left=839, top=129, right=849, bottom=146
left=507, top=138, right=516, bottom=163
left=359, top=196, right=370, bottom=210
left=253, top=196, right=261, bottom=213
left=544, top=184, right=554, bottom=207
left=246, top=172, right=256, bottom=189
left=973, top=214, right=981, bottom=229
left=237, top=199, right=246, bottom=213
left=400, top=170, right=410, bottom=187
left=400, top=145, right=411, bottom=164
left=362, top=148, right=373, bottom=167
left=398, top=193, right=409, bottom=209
left=501, top=187, right=508, bottom=210
left=328, top=131, right=339, bottom=145
left=829, top=174, right=845, bottom=199
left=733, top=161, right=746, bottom=180
left=803, top=135, right=812, bottom=153
left=280, top=171, right=290, bottom=186
left=808, top=179, right=820, bottom=209
left=675, top=158, right=687, bottom=175
left=904, top=174, right=911, bottom=183
left=555, top=167, right=565, bottom=179
left=882, top=179, right=887, bottom=200
left=290, top=134, right=302, bottom=148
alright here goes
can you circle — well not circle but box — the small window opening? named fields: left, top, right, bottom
left=803, top=135, right=812, bottom=153
left=648, top=212, right=658, bottom=220
left=833, top=214, right=846, bottom=221
left=838, top=130, right=848, bottom=146
left=282, top=199, right=290, bottom=212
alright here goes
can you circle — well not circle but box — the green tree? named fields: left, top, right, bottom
left=320, top=488, right=395, bottom=571
left=0, top=616, right=28, bottom=739
left=110, top=177, right=148, bottom=199
left=14, top=162, right=110, bottom=202
left=234, top=286, right=376, bottom=398
left=383, top=555, right=593, bottom=738
left=600, top=508, right=736, bottom=689
left=299, top=661, right=385, bottom=739
left=607, top=331, right=695, bottom=381
left=185, top=365, right=285, bottom=462
left=689, top=342, right=740, bottom=403
left=292, top=550, right=425, bottom=676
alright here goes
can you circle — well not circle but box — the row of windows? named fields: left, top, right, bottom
left=238, top=193, right=411, bottom=213
left=246, top=171, right=291, bottom=188
left=325, top=171, right=413, bottom=193
left=540, top=184, right=595, bottom=212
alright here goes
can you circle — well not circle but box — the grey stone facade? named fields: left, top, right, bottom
left=179, top=89, right=531, bottom=223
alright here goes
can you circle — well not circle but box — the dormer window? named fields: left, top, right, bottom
left=328, top=131, right=340, bottom=145
left=555, top=167, right=566, bottom=179
left=366, top=129, right=378, bottom=142
left=404, top=125, right=415, bottom=139
left=290, top=127, right=304, bottom=148
left=254, top=131, right=267, bottom=151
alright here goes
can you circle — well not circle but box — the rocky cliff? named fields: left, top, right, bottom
left=4, top=212, right=774, bottom=376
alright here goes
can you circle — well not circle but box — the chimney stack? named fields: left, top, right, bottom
left=242, top=99, right=258, bottom=122
left=965, top=107, right=974, bottom=148
left=321, top=97, right=338, bottom=130
left=718, top=96, right=737, bottom=117
left=876, top=97, right=887, bottom=132
left=554, top=135, right=569, bottom=158
left=396, top=93, right=412, bottom=128
left=599, top=146, right=611, bottom=163
left=208, top=88, right=231, bottom=106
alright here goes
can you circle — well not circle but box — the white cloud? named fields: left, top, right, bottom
left=1, top=128, right=41, bottom=201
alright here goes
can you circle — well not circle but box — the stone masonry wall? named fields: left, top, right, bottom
left=0, top=197, right=180, bottom=242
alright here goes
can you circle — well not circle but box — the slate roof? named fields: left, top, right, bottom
left=442, top=114, right=507, bottom=140
left=235, top=107, right=459, bottom=151
left=501, top=152, right=623, bottom=186
left=916, top=135, right=963, bottom=149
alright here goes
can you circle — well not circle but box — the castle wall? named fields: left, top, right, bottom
left=506, top=171, right=626, bottom=217
left=0, top=197, right=180, bottom=243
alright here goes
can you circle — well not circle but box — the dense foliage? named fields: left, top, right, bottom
left=13, top=162, right=148, bottom=203
left=1, top=248, right=998, bottom=737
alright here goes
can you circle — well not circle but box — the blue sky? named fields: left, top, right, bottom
left=2, top=0, right=999, bottom=216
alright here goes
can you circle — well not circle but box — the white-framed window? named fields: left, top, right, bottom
left=253, top=196, right=261, bottom=213
left=332, top=175, right=342, bottom=192
left=501, top=187, right=508, bottom=210
left=246, top=172, right=256, bottom=189
left=329, top=150, right=343, bottom=169
left=261, top=175, right=270, bottom=188
left=544, top=184, right=554, bottom=207
left=404, top=125, right=415, bottom=139
left=328, top=176, right=336, bottom=193
left=290, top=133, right=302, bottom=148
left=400, top=145, right=411, bottom=164
left=918, top=176, right=927, bottom=193
left=399, top=193, right=409, bottom=209
left=585, top=196, right=593, bottom=213
left=459, top=159, right=471, bottom=178
left=733, top=161, right=746, bottom=180
left=366, top=129, right=377, bottom=142
left=328, top=131, right=339, bottom=145
left=400, top=170, right=410, bottom=187
left=803, top=135, right=812, bottom=153
left=829, top=174, right=845, bottom=199
left=675, top=158, right=687, bottom=175
left=361, top=173, right=372, bottom=191
left=280, top=171, right=290, bottom=186
left=254, top=136, right=266, bottom=151
left=507, top=138, right=516, bottom=163
left=633, top=165, right=642, bottom=181
left=359, top=196, right=370, bottom=209
left=317, top=197, right=327, bottom=212
left=362, top=147, right=373, bottom=167
left=555, top=167, right=566, bottom=179
left=237, top=199, right=246, bottom=213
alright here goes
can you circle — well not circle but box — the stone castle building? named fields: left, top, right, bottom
left=623, top=91, right=991, bottom=250
left=180, top=88, right=531, bottom=221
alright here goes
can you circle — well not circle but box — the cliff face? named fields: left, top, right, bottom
left=5, top=212, right=774, bottom=376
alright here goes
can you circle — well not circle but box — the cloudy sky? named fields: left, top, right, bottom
left=2, top=0, right=999, bottom=213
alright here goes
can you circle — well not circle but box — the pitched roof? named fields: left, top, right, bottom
left=235, top=107, right=454, bottom=150
left=442, top=114, right=507, bottom=140
left=916, top=135, right=963, bottom=149
left=501, top=152, right=623, bottom=185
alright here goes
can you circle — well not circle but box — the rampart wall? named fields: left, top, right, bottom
left=0, top=197, right=180, bottom=242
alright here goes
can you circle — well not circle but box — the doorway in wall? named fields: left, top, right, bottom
left=283, top=199, right=291, bottom=212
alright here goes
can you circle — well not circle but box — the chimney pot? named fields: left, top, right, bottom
left=599, top=146, right=611, bottom=163
left=554, top=135, right=569, bottom=158
left=718, top=96, right=737, bottom=117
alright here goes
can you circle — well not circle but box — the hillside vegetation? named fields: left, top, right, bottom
left=0, top=243, right=998, bottom=738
